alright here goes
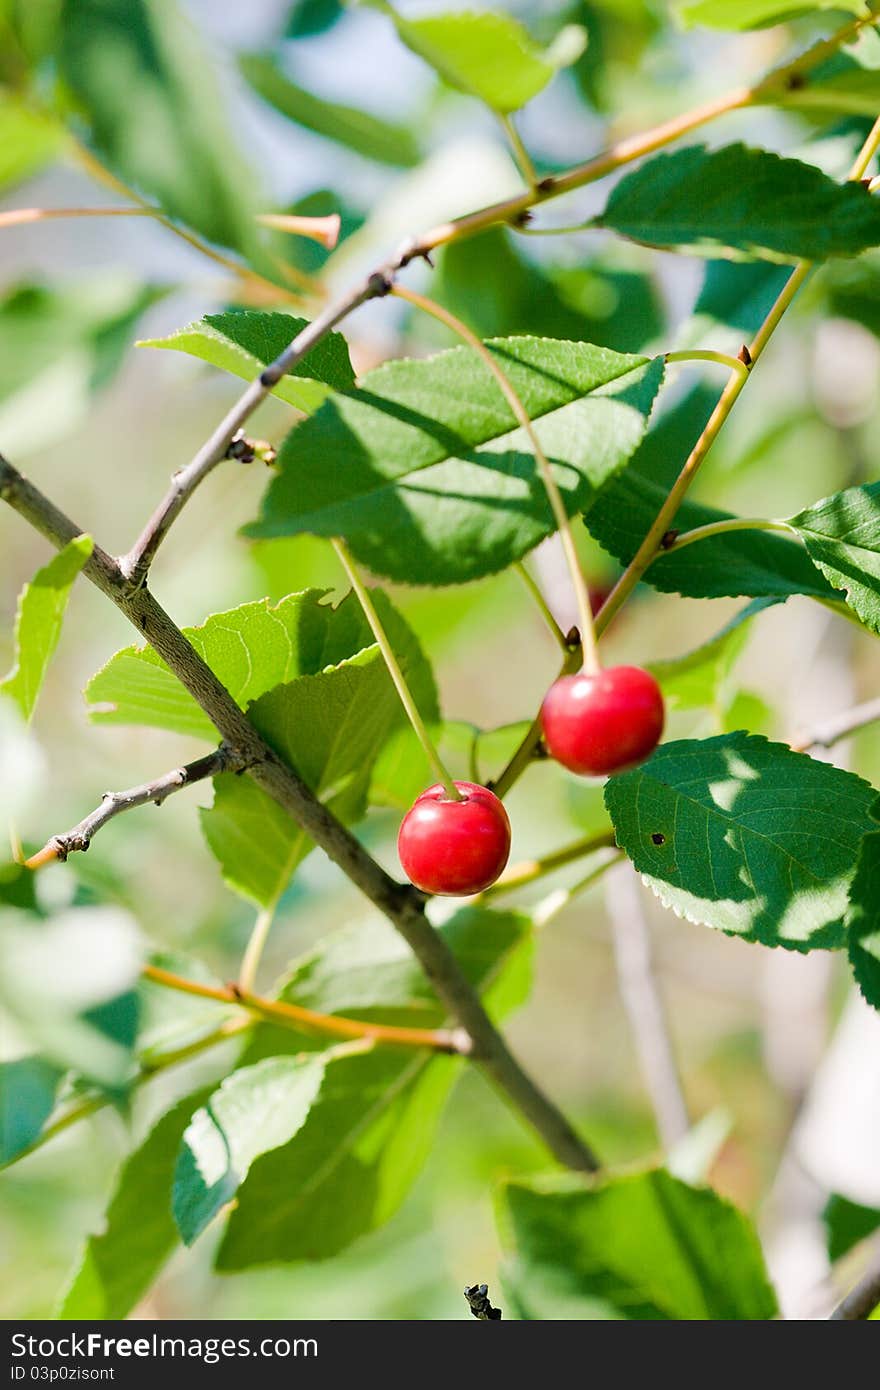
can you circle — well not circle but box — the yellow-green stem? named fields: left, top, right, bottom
left=665, top=349, right=749, bottom=383
left=514, top=561, right=568, bottom=651
left=331, top=538, right=462, bottom=801
left=500, top=114, right=539, bottom=189
left=594, top=114, right=880, bottom=638
left=480, top=828, right=618, bottom=899
left=238, top=900, right=280, bottom=994
left=393, top=284, right=601, bottom=676
left=663, top=516, right=796, bottom=555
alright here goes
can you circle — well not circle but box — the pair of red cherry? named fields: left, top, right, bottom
left=398, top=665, right=664, bottom=896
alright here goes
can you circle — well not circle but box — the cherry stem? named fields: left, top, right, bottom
left=500, top=113, right=539, bottom=189
left=393, top=284, right=601, bottom=676
left=514, top=560, right=569, bottom=651
left=237, top=899, right=279, bottom=995
left=664, top=349, right=749, bottom=383
left=330, top=537, right=463, bottom=802
left=480, top=828, right=618, bottom=899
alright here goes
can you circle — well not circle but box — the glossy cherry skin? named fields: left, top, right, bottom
left=398, top=780, right=511, bottom=896
left=541, top=665, right=664, bottom=777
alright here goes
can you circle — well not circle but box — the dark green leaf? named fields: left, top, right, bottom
left=140, top=310, right=356, bottom=413
left=823, top=1192, right=880, bottom=1262
left=844, top=826, right=880, bottom=1009
left=57, top=1087, right=212, bottom=1318
left=0, top=1056, right=64, bottom=1165
left=500, top=1169, right=778, bottom=1319
left=1, top=535, right=92, bottom=723
left=247, top=337, right=664, bottom=585
left=686, top=259, right=792, bottom=345
left=285, top=0, right=345, bottom=38
left=788, top=483, right=880, bottom=633
left=362, top=1, right=585, bottom=112
left=584, top=385, right=835, bottom=602
left=59, top=0, right=264, bottom=261
left=605, top=733, right=877, bottom=950
left=240, top=51, right=420, bottom=167
left=596, top=143, right=880, bottom=262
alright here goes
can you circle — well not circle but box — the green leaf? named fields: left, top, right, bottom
left=1, top=535, right=92, bottom=723
left=500, top=1170, right=778, bottom=1320
left=823, top=1192, right=880, bottom=1263
left=676, top=1, right=866, bottom=32
left=201, top=645, right=408, bottom=905
left=139, top=310, right=356, bottom=413
left=57, top=1087, right=212, bottom=1319
left=285, top=0, right=345, bottom=38
left=596, top=143, right=880, bottom=262
left=216, top=905, right=530, bottom=1267
left=0, top=1055, right=64, bottom=1165
left=59, top=0, right=265, bottom=264
left=605, top=732, right=877, bottom=951
left=435, top=228, right=663, bottom=353
left=86, top=589, right=334, bottom=740
left=649, top=599, right=778, bottom=720
left=274, top=904, right=528, bottom=1025
left=173, top=1055, right=326, bottom=1245
left=584, top=384, right=836, bottom=602
left=361, top=2, right=586, bottom=113
left=787, top=483, right=880, bottom=633
left=240, top=51, right=420, bottom=167
left=247, top=338, right=664, bottom=585
left=844, top=826, right=880, bottom=1009
left=0, top=91, right=64, bottom=191
left=0, top=278, right=161, bottom=456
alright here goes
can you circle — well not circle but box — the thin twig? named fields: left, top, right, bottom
left=142, top=964, right=467, bottom=1054
left=464, top=1283, right=502, bottom=1320
left=117, top=269, right=393, bottom=587
left=791, top=695, right=880, bottom=753
left=0, top=454, right=599, bottom=1173
left=24, top=746, right=239, bottom=869
left=605, top=862, right=690, bottom=1149
left=829, top=1243, right=880, bottom=1320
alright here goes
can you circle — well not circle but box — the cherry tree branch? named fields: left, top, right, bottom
left=605, top=862, right=690, bottom=1149
left=24, top=745, right=242, bottom=868
left=829, top=1243, right=880, bottom=1320
left=0, top=452, right=599, bottom=1174
left=791, top=696, right=880, bottom=753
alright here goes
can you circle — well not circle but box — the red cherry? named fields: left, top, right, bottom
left=541, top=665, right=664, bottom=776
left=398, top=780, right=511, bottom=896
